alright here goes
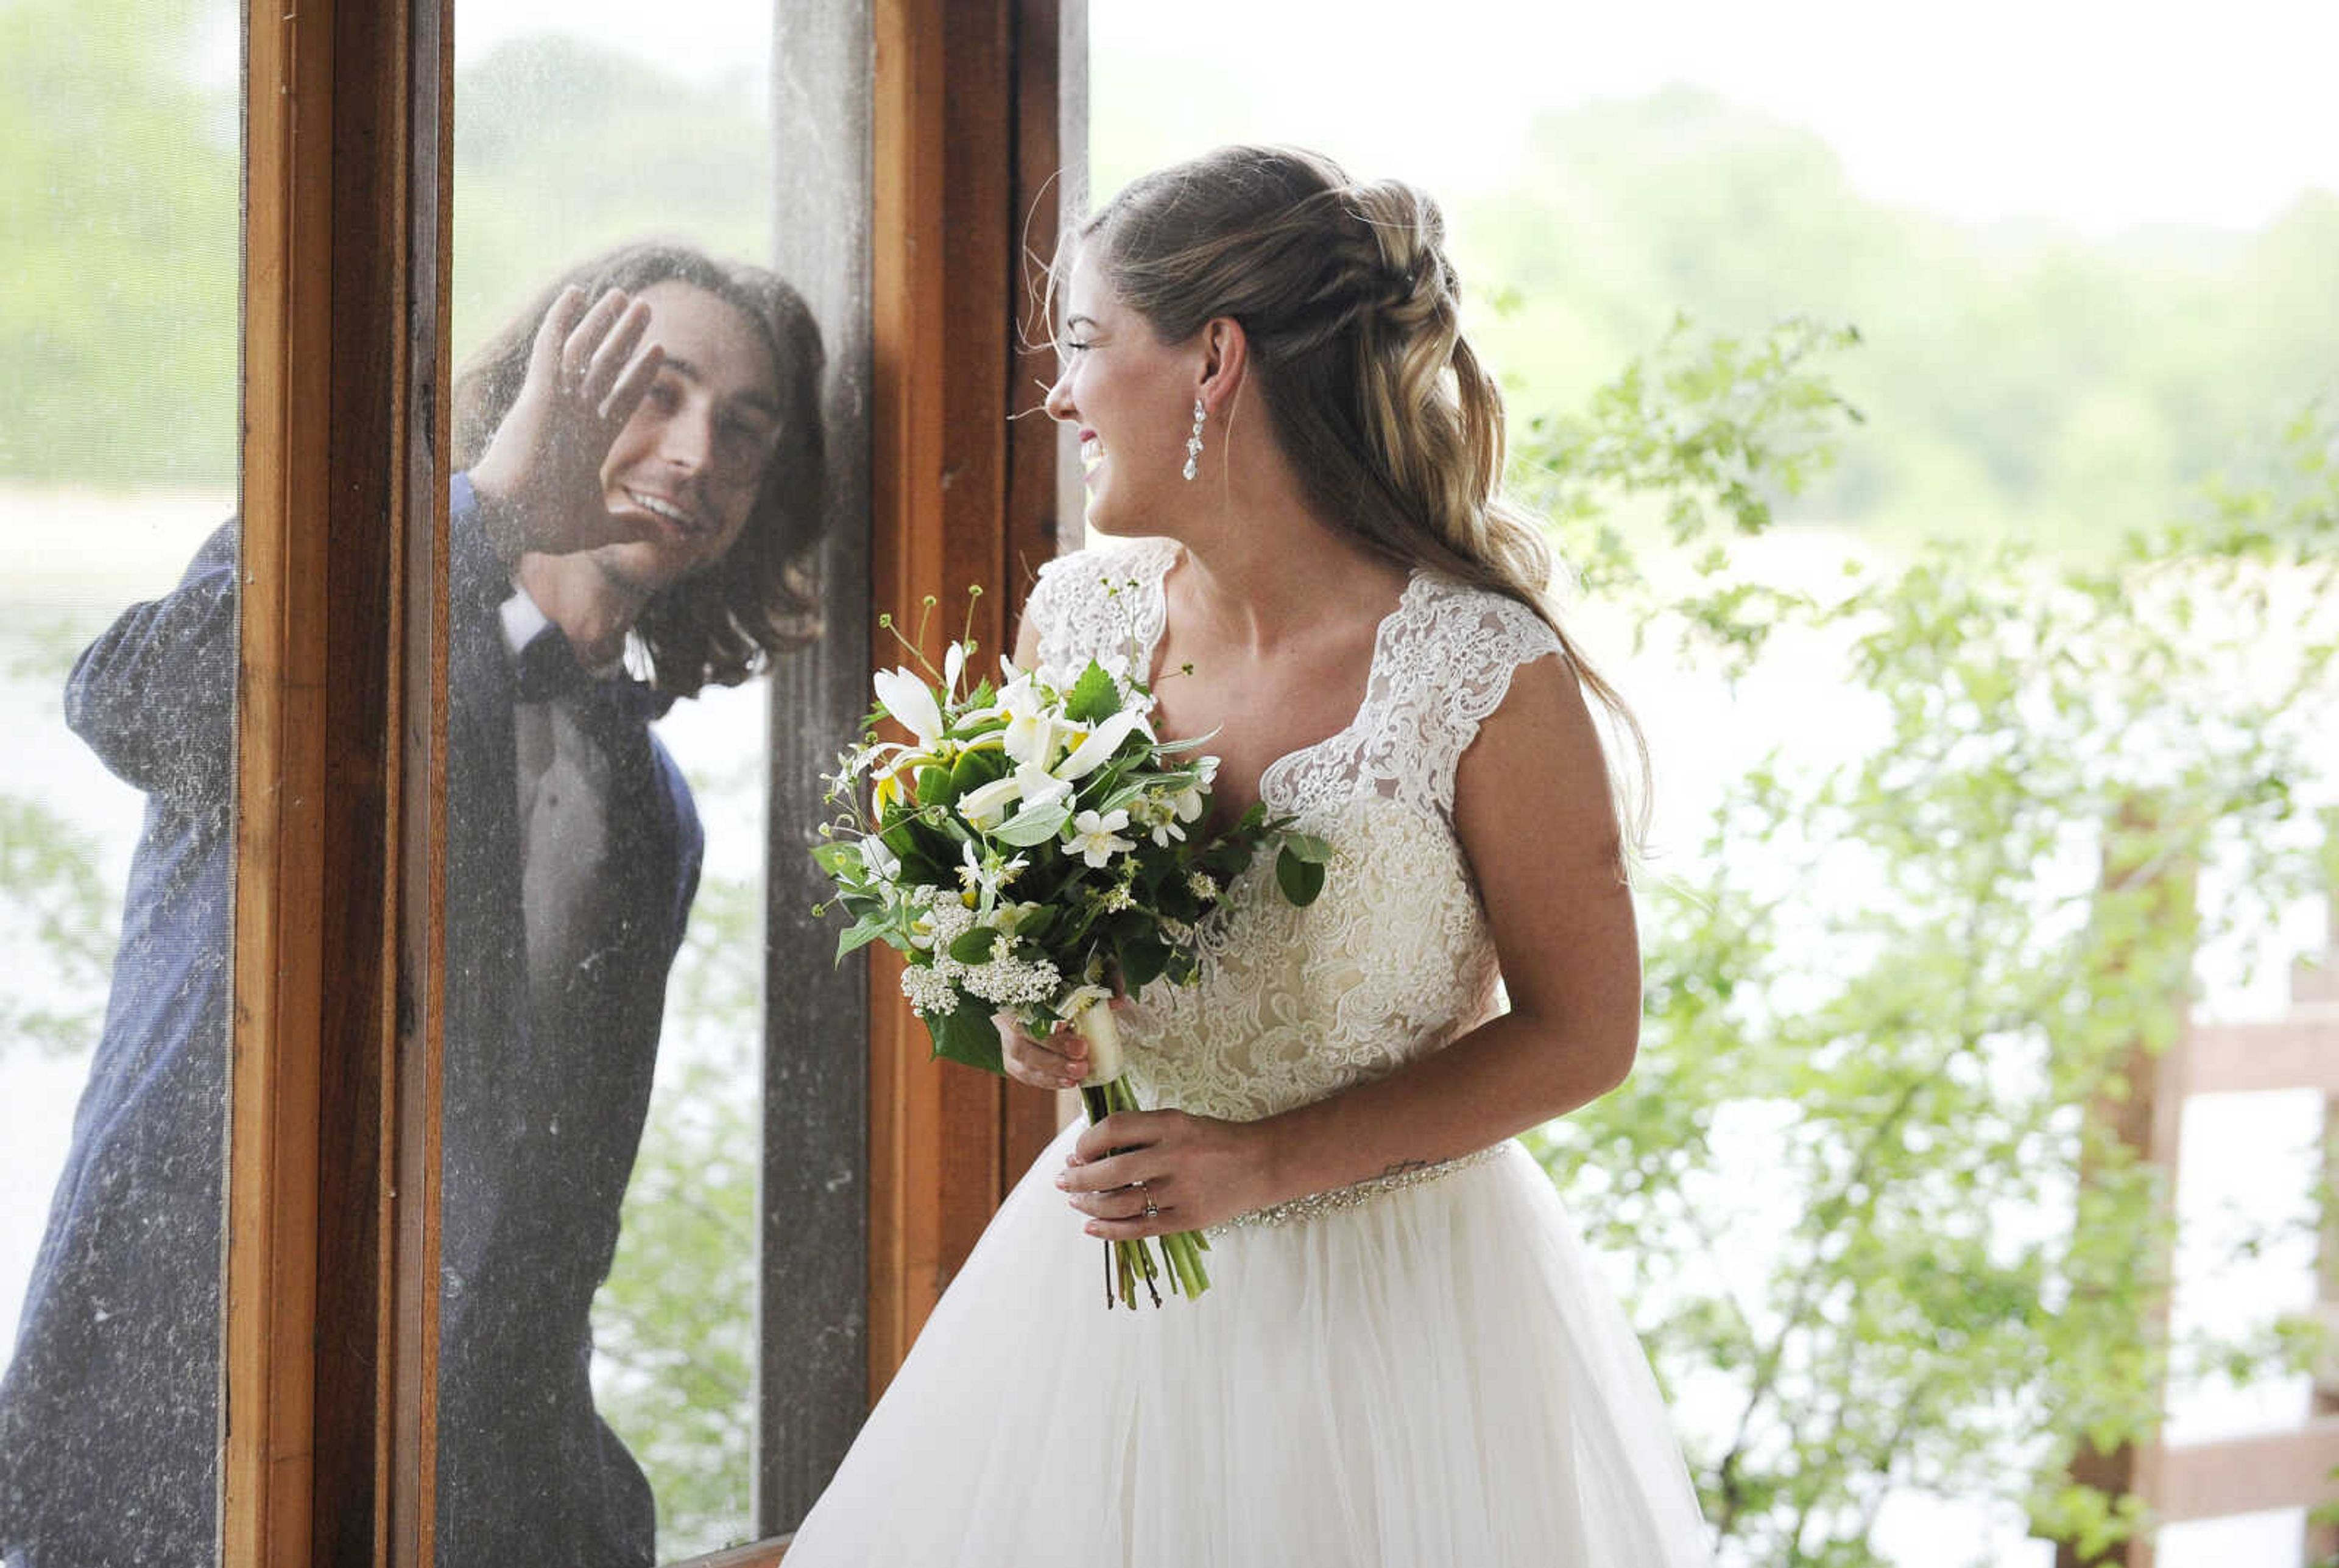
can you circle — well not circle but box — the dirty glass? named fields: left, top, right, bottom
left=0, top=2, right=243, bottom=1563
left=434, top=3, right=802, bottom=1560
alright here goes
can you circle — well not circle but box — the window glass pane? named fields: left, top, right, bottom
left=437, top=5, right=802, bottom=1560
left=0, top=1, right=242, bottom=1563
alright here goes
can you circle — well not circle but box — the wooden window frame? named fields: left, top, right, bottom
left=229, top=0, right=443, bottom=1562
left=223, top=0, right=1081, bottom=1562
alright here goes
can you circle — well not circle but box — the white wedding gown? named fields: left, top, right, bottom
left=784, top=541, right=1712, bottom=1566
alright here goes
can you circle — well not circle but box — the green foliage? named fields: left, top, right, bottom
left=1459, top=90, right=2339, bottom=546
left=1063, top=659, right=1125, bottom=725
left=451, top=36, right=769, bottom=359
left=1274, top=834, right=1332, bottom=907
left=1526, top=336, right=2339, bottom=1561
left=1, top=0, right=239, bottom=485
left=1514, top=315, right=1863, bottom=667
left=3, top=23, right=769, bottom=488
left=0, top=793, right=117, bottom=1058
left=0, top=624, right=124, bottom=1062
left=593, top=865, right=762, bottom=1557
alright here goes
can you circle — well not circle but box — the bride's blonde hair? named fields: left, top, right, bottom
left=1068, top=144, right=1648, bottom=847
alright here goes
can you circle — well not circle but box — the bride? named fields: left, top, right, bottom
left=784, top=144, right=1711, bottom=1565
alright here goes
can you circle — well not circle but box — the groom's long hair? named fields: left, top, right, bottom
left=453, top=239, right=829, bottom=698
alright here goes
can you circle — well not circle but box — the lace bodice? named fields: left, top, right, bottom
left=1024, top=539, right=1564, bottom=1123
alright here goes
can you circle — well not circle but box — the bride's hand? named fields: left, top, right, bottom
left=997, top=1011, right=1089, bottom=1090
left=1054, top=1109, right=1278, bottom=1237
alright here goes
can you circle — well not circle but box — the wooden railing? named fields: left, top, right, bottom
left=2056, top=834, right=2339, bottom=1567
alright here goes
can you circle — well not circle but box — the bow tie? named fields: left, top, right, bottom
left=512, top=627, right=673, bottom=724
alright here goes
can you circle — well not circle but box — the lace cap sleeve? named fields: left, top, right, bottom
left=1022, top=538, right=1176, bottom=677
left=1372, top=581, right=1569, bottom=818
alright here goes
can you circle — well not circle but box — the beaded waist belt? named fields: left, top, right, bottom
left=1208, top=1142, right=1511, bottom=1235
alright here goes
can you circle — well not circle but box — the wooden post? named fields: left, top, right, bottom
left=2055, top=800, right=2198, bottom=1568
left=998, top=0, right=1090, bottom=1195
left=2306, top=820, right=2339, bottom=1568
left=757, top=0, right=878, bottom=1540
left=231, top=0, right=433, bottom=1561
left=2031, top=810, right=2339, bottom=1556
left=864, top=0, right=1082, bottom=1397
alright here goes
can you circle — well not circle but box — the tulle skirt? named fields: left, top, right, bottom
left=784, top=1120, right=1712, bottom=1566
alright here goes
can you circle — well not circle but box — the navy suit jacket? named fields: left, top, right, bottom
left=0, top=479, right=703, bottom=1568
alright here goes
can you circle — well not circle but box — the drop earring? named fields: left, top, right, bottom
left=1182, top=398, right=1206, bottom=481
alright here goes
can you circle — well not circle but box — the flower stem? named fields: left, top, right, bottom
left=1081, top=1075, right=1212, bottom=1306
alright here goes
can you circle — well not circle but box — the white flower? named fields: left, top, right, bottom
left=961, top=953, right=1062, bottom=1008
left=1056, top=709, right=1152, bottom=781
left=956, top=773, right=1026, bottom=830
left=872, top=666, right=945, bottom=750
left=1059, top=982, right=1114, bottom=1019
left=900, top=963, right=960, bottom=1016
left=943, top=641, right=967, bottom=700
left=860, top=834, right=901, bottom=883
left=1132, top=793, right=1187, bottom=847
left=992, top=900, right=1045, bottom=937
left=1186, top=870, right=1221, bottom=901
left=1168, top=756, right=1218, bottom=826
left=957, top=840, right=1028, bottom=905
left=1007, top=761, right=1073, bottom=817
left=996, top=675, right=1063, bottom=768
left=1065, top=807, right=1136, bottom=869
left=916, top=898, right=977, bottom=952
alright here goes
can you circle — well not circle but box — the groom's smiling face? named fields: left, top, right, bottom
left=589, top=281, right=784, bottom=596
left=1043, top=251, right=1202, bottom=540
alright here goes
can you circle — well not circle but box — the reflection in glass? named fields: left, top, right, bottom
left=0, top=1, right=242, bottom=1563
left=439, top=8, right=808, bottom=1558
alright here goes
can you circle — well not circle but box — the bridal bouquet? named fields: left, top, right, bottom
left=814, top=593, right=1328, bottom=1308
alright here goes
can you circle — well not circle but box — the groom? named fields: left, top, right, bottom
left=0, top=241, right=825, bottom=1568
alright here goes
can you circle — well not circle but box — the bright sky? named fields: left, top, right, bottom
left=423, top=0, right=2339, bottom=236
left=1089, top=0, right=2339, bottom=233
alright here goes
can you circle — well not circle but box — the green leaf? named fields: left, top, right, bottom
left=1276, top=845, right=1327, bottom=906
left=834, top=916, right=895, bottom=962
left=810, top=841, right=863, bottom=878
left=1012, top=904, right=1057, bottom=941
left=992, top=801, right=1071, bottom=847
left=949, top=745, right=1006, bottom=797
left=1280, top=831, right=1333, bottom=864
left=1099, top=776, right=1154, bottom=814
left=1117, top=932, right=1171, bottom=991
left=1065, top=659, right=1122, bottom=724
left=915, top=764, right=956, bottom=807
left=928, top=999, right=1004, bottom=1075
left=947, top=925, right=1000, bottom=965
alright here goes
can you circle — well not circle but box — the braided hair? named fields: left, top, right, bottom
left=1074, top=146, right=1648, bottom=843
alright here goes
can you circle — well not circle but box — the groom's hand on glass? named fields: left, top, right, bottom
left=467, top=283, right=669, bottom=560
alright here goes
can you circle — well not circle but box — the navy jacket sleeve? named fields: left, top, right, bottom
left=62, top=520, right=239, bottom=816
